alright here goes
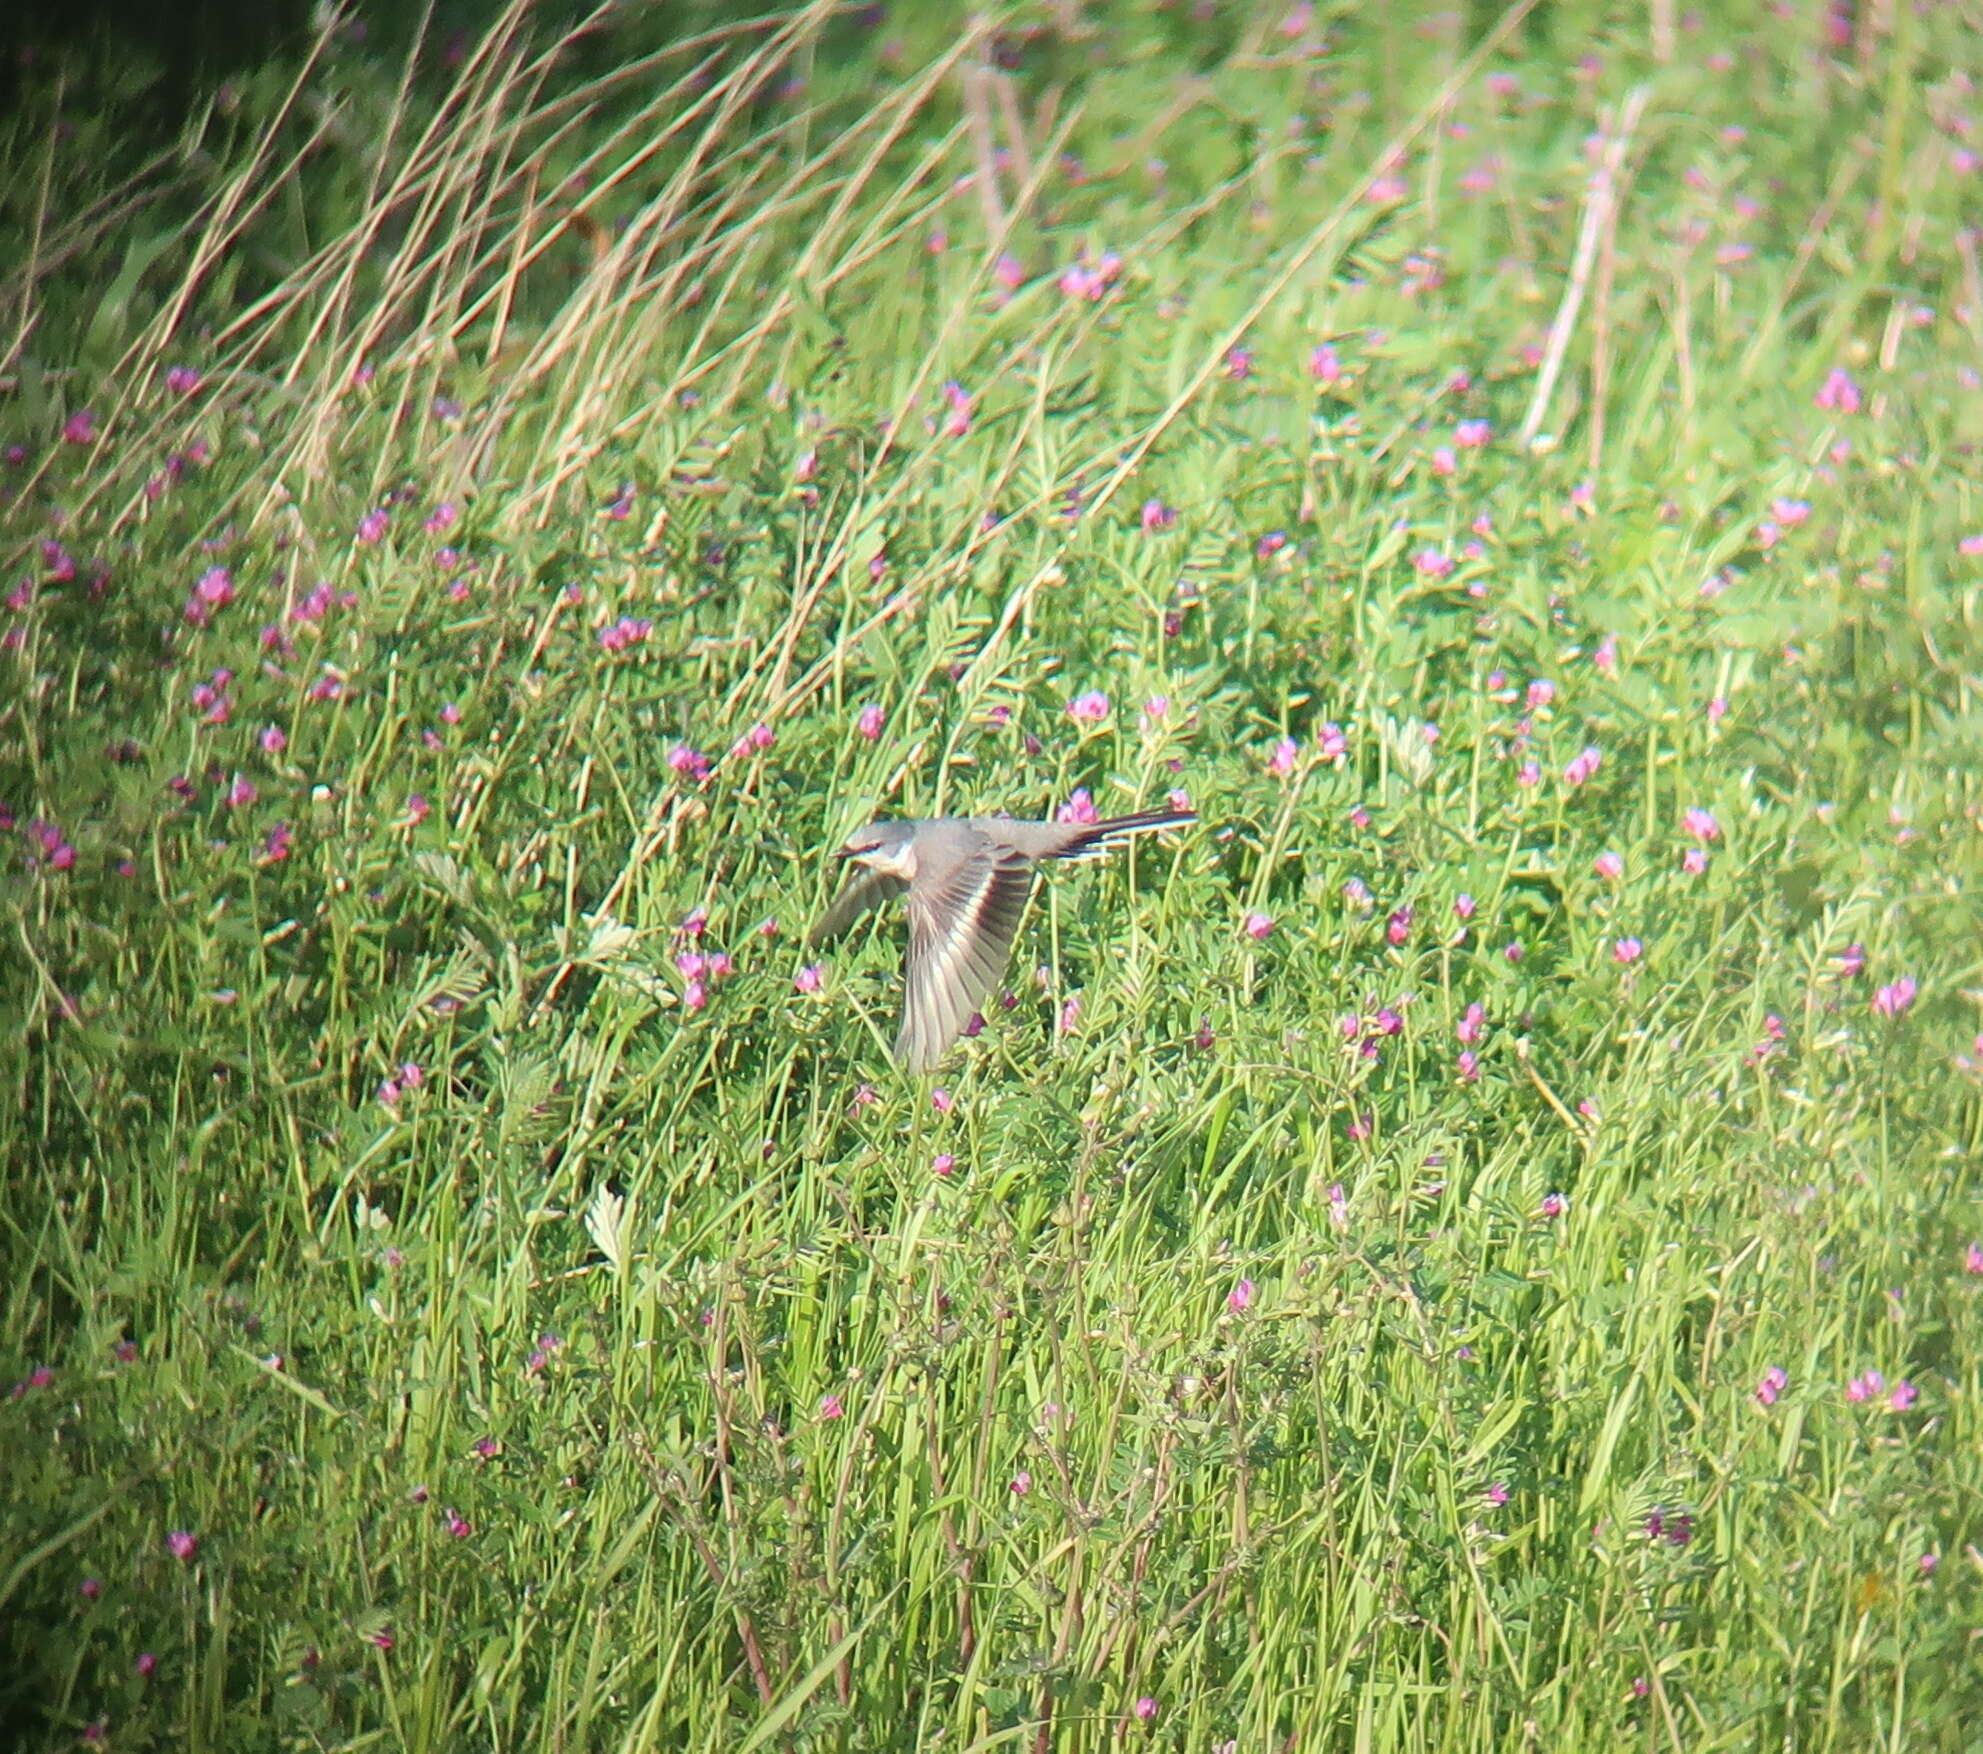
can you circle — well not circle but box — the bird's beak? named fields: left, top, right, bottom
left=833, top=844, right=861, bottom=862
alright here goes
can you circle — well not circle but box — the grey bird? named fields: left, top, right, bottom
left=811, top=806, right=1195, bottom=1073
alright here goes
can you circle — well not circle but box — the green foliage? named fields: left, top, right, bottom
left=3, top=1, right=1981, bottom=1749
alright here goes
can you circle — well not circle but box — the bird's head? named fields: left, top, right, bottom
left=836, top=820, right=918, bottom=879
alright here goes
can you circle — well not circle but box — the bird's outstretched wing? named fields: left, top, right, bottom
left=810, top=867, right=908, bottom=945
left=897, top=849, right=1034, bottom=1073
left=981, top=805, right=1194, bottom=862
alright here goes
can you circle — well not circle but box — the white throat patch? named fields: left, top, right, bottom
left=854, top=842, right=918, bottom=881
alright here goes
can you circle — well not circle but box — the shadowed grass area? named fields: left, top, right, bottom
left=3, top=1, right=1981, bottom=1748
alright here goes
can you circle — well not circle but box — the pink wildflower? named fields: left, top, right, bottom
left=1227, top=1279, right=1254, bottom=1313
left=1814, top=367, right=1861, bottom=413
left=729, top=720, right=775, bottom=760
left=1682, top=807, right=1720, bottom=842
left=597, top=616, right=652, bottom=653
left=1754, top=1366, right=1787, bottom=1406
left=940, top=380, right=973, bottom=437
left=1057, top=250, right=1120, bottom=300
left=1067, top=689, right=1111, bottom=725
left=666, top=744, right=710, bottom=781
left=1057, top=788, right=1099, bottom=826
left=1871, top=977, right=1916, bottom=1019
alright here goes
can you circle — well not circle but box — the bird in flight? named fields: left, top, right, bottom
left=810, top=806, right=1195, bottom=1074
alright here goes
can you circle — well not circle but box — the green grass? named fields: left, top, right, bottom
left=4, top=0, right=1982, bottom=1747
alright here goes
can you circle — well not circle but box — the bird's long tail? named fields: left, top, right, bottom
left=1053, top=805, right=1196, bottom=860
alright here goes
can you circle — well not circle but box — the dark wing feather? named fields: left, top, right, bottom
left=897, top=851, right=1034, bottom=1073
left=810, top=866, right=908, bottom=945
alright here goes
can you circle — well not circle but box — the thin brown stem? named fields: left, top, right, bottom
left=1519, top=85, right=1650, bottom=452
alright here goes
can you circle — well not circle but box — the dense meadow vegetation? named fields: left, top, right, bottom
left=4, top=0, right=1981, bottom=1747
